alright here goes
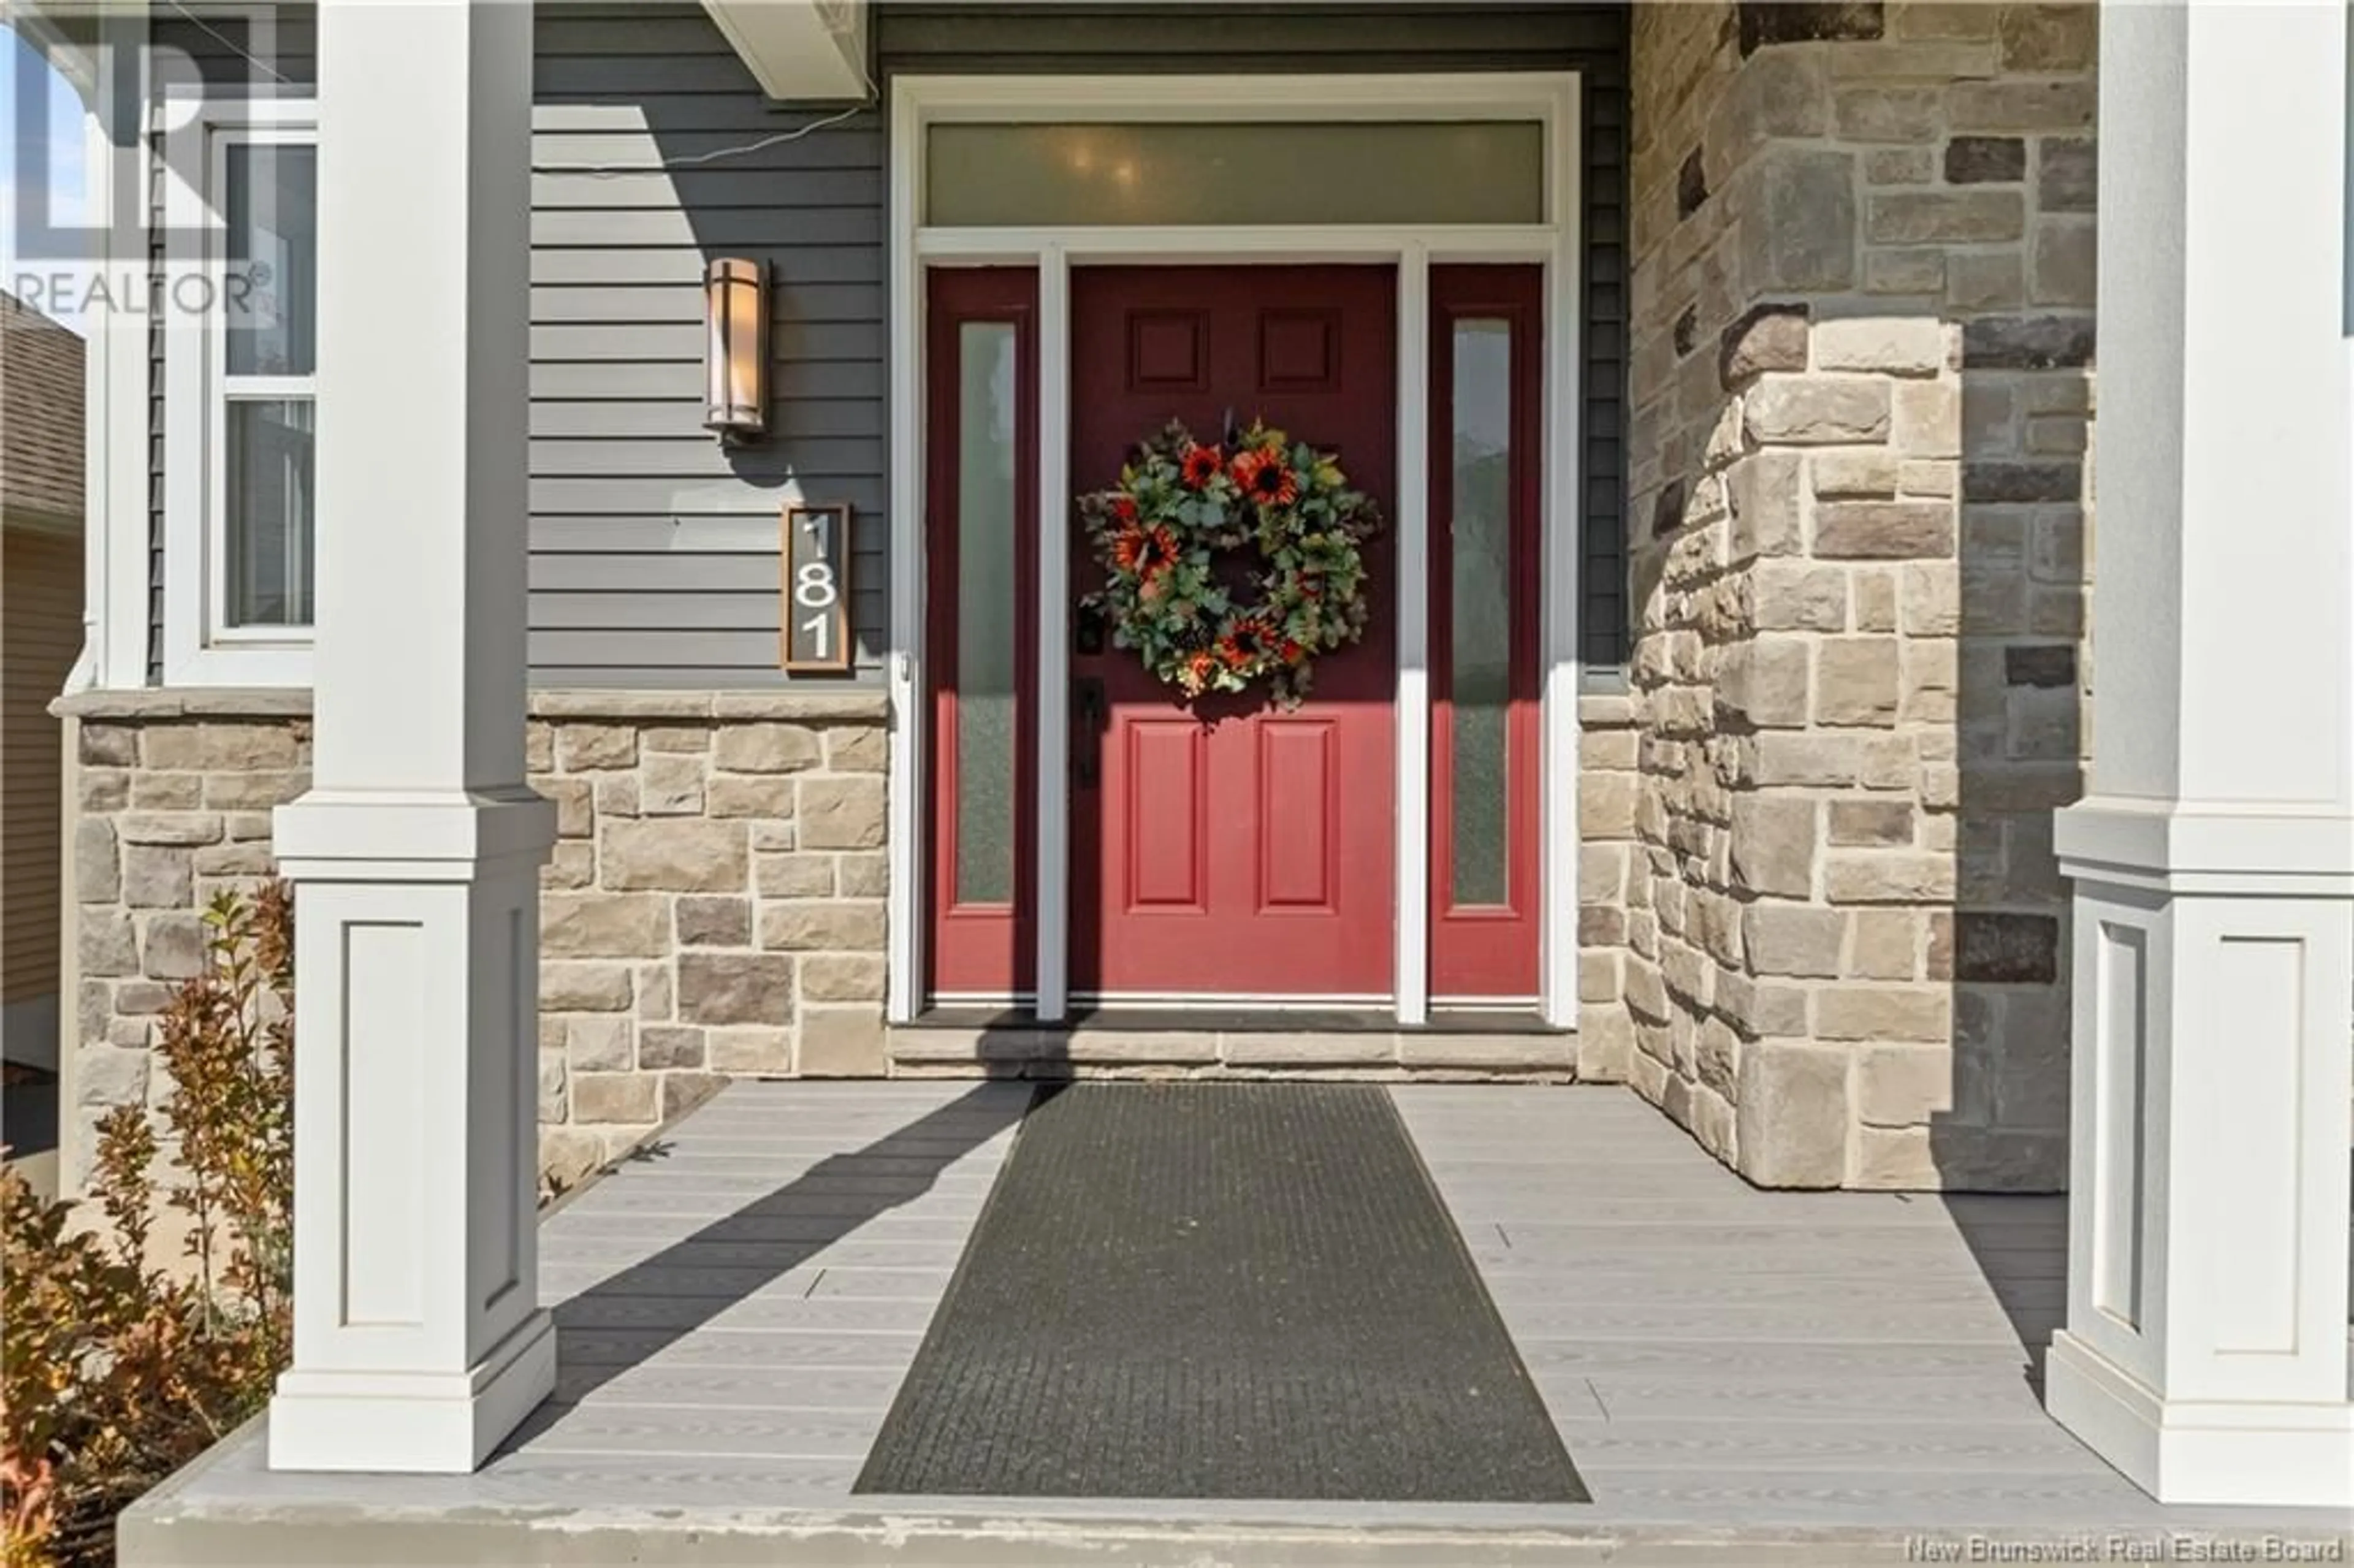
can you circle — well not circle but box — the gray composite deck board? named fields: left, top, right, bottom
left=128, top=1081, right=2352, bottom=1564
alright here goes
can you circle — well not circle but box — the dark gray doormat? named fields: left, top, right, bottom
left=854, top=1083, right=1588, bottom=1503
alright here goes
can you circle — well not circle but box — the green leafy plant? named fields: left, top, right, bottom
left=2, top=883, right=294, bottom=1567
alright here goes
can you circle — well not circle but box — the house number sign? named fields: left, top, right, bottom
left=782, top=502, right=853, bottom=672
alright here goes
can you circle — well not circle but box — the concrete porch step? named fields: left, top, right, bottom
left=886, top=1013, right=1578, bottom=1078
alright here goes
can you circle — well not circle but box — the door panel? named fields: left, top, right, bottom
left=1126, top=722, right=1208, bottom=911
left=1069, top=265, right=1397, bottom=998
left=1258, top=722, right=1337, bottom=912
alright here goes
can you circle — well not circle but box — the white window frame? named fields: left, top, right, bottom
left=161, top=95, right=318, bottom=687
left=884, top=73, right=1585, bottom=1030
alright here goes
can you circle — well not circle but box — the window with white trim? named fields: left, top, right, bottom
left=219, top=137, right=316, bottom=627
left=162, top=98, right=318, bottom=685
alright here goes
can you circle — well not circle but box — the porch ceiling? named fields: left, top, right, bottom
left=702, top=0, right=868, bottom=102
left=120, top=1082, right=2350, bottom=1565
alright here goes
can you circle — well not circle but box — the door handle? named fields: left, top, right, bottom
left=1072, top=677, right=1106, bottom=788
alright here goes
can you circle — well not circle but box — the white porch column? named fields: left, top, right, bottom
left=2049, top=1, right=2354, bottom=1509
left=266, top=0, right=552, bottom=1474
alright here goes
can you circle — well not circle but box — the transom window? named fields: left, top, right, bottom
left=924, top=121, right=1545, bottom=227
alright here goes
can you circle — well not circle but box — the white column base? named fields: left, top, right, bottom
left=2052, top=797, right=2354, bottom=1510
left=2049, top=1331, right=2354, bottom=1509
left=267, top=791, right=555, bottom=1476
left=268, top=1307, right=555, bottom=1475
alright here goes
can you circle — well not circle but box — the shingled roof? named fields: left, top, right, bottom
left=1, top=291, right=85, bottom=527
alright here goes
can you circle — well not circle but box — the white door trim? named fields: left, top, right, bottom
left=897, top=70, right=1579, bottom=122
left=1393, top=245, right=1434, bottom=1026
left=1033, top=246, right=1073, bottom=1022
left=1539, top=74, right=1586, bottom=1030
left=887, top=71, right=1585, bottom=1027
left=883, top=74, right=924, bottom=1022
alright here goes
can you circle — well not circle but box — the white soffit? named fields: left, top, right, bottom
left=702, top=0, right=868, bottom=103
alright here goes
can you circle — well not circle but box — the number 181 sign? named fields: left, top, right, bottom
left=782, top=503, right=853, bottom=672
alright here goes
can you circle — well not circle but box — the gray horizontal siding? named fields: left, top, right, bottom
left=152, top=10, right=315, bottom=87
left=535, top=362, right=885, bottom=402
left=529, top=324, right=878, bottom=363
left=874, top=5, right=1629, bottom=69
left=533, top=438, right=877, bottom=478
left=529, top=479, right=886, bottom=516
left=530, top=2, right=888, bottom=684
left=532, top=398, right=881, bottom=440
left=535, top=246, right=879, bottom=286
left=533, top=592, right=782, bottom=629
left=531, top=94, right=844, bottom=134
left=533, top=208, right=882, bottom=249
left=1582, top=43, right=1631, bottom=666
left=534, top=554, right=801, bottom=590
left=528, top=126, right=883, bottom=167
left=530, top=631, right=798, bottom=670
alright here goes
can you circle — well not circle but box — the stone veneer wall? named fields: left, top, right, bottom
left=66, top=681, right=1606, bottom=1191
left=1605, top=1, right=2097, bottom=1189
left=61, top=690, right=890, bottom=1191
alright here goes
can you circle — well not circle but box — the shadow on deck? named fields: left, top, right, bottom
left=119, top=1081, right=2350, bottom=1567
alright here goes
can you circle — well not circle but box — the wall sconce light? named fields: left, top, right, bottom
left=703, top=257, right=768, bottom=442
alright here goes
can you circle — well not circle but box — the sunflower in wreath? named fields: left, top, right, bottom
left=1076, top=417, right=1379, bottom=707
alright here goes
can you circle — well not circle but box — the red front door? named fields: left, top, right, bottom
left=1068, top=265, right=1397, bottom=1000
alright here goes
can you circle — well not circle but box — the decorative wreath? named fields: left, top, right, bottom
left=1077, top=418, right=1380, bottom=707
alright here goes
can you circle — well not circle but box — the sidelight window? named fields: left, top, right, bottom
left=1430, top=265, right=1542, bottom=1000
